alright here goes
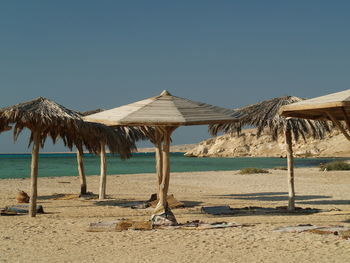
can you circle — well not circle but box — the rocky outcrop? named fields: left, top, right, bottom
left=185, top=129, right=350, bottom=158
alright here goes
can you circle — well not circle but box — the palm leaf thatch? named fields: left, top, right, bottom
left=0, top=97, right=139, bottom=158
left=209, top=96, right=332, bottom=141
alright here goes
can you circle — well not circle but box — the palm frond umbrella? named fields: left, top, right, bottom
left=0, top=97, right=136, bottom=217
left=84, top=90, right=239, bottom=225
left=79, top=109, right=154, bottom=198
left=209, top=96, right=332, bottom=211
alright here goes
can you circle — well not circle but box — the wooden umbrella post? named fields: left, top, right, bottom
left=29, top=130, right=41, bottom=217
left=285, top=122, right=295, bottom=211
left=99, top=141, right=107, bottom=200
left=152, top=126, right=177, bottom=225
left=158, top=128, right=171, bottom=208
left=155, top=128, right=163, bottom=186
left=76, top=147, right=87, bottom=195
left=163, top=127, right=177, bottom=195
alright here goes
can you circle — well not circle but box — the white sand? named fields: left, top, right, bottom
left=0, top=168, right=349, bottom=263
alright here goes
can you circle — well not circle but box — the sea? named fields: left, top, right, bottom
left=0, top=152, right=347, bottom=180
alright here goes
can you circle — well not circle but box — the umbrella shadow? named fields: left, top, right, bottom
left=210, top=192, right=332, bottom=202
left=94, top=199, right=145, bottom=208
left=38, top=193, right=98, bottom=201
left=298, top=200, right=350, bottom=205
left=201, top=205, right=323, bottom=217
left=94, top=199, right=203, bottom=209
left=38, top=194, right=68, bottom=200
left=181, top=201, right=203, bottom=208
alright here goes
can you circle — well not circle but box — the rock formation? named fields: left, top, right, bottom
left=185, top=128, right=350, bottom=158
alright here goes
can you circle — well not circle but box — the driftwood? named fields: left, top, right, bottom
left=1, top=204, right=44, bottom=215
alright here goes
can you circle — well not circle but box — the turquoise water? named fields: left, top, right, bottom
left=0, top=152, right=347, bottom=179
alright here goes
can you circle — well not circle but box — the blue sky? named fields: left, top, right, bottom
left=1, top=1, right=349, bottom=152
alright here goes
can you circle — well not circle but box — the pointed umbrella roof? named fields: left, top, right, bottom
left=280, top=89, right=350, bottom=120
left=84, top=90, right=238, bottom=126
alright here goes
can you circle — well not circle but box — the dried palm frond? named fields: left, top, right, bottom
left=209, top=96, right=332, bottom=141
left=0, top=97, right=138, bottom=158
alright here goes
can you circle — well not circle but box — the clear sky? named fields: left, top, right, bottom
left=1, top=1, right=349, bottom=153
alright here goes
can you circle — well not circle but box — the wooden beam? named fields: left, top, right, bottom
left=164, top=126, right=177, bottom=194
left=326, top=111, right=350, bottom=141
left=285, top=125, right=295, bottom=211
left=341, top=107, right=350, bottom=132
left=29, top=131, right=40, bottom=217
left=76, top=147, right=87, bottom=195
left=155, top=128, right=163, bottom=186
left=158, top=126, right=177, bottom=209
left=99, top=142, right=107, bottom=200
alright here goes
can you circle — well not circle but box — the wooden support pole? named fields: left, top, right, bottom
left=155, top=128, right=163, bottom=186
left=158, top=128, right=170, bottom=208
left=99, top=142, right=107, bottom=200
left=285, top=125, right=295, bottom=211
left=163, top=129, right=172, bottom=196
left=29, top=131, right=40, bottom=217
left=158, top=126, right=177, bottom=208
left=76, top=147, right=87, bottom=195
left=326, top=111, right=350, bottom=141
left=341, top=107, right=350, bottom=132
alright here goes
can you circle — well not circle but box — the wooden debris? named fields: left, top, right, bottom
left=115, top=220, right=153, bottom=231
left=1, top=204, right=44, bottom=215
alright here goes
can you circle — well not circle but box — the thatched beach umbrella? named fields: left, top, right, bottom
left=280, top=89, right=350, bottom=141
left=0, top=97, right=137, bottom=217
left=209, top=96, right=331, bottom=210
left=84, top=90, right=239, bottom=225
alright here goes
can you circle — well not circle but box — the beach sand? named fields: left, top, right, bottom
left=0, top=168, right=349, bottom=262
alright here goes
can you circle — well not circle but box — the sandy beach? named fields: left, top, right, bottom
left=0, top=168, right=349, bottom=263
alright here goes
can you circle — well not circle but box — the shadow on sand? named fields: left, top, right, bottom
left=210, top=192, right=332, bottom=202
left=93, top=199, right=203, bottom=209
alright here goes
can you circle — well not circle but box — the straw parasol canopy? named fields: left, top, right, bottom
left=209, top=96, right=332, bottom=211
left=209, top=96, right=331, bottom=141
left=280, top=89, right=350, bottom=141
left=85, top=90, right=236, bottom=126
left=0, top=97, right=138, bottom=217
left=85, top=90, right=239, bottom=225
left=80, top=109, right=155, bottom=143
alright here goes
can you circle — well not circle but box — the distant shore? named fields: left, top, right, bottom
left=0, top=144, right=196, bottom=155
